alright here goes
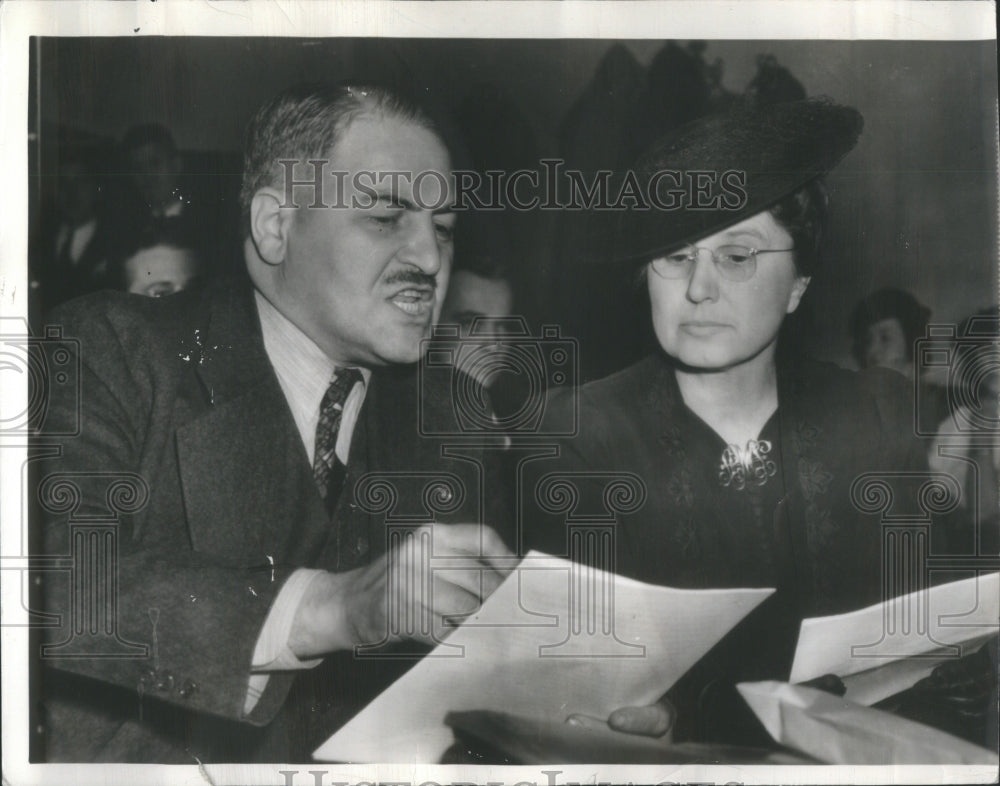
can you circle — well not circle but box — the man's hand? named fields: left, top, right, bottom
left=567, top=696, right=676, bottom=739
left=288, top=524, right=513, bottom=657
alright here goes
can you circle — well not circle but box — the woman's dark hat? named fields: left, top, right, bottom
left=612, top=97, right=863, bottom=263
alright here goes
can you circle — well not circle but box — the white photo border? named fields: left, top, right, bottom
left=1, top=2, right=997, bottom=785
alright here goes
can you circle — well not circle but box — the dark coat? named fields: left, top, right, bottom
left=526, top=350, right=933, bottom=744
left=29, top=216, right=116, bottom=317
left=35, top=279, right=508, bottom=762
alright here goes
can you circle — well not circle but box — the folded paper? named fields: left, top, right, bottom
left=737, top=681, right=998, bottom=765
left=790, top=571, right=999, bottom=704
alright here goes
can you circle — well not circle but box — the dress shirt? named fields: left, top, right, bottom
left=55, top=219, right=97, bottom=265
left=245, top=291, right=370, bottom=713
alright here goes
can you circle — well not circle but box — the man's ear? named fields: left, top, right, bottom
left=786, top=276, right=812, bottom=314
left=250, top=188, right=293, bottom=266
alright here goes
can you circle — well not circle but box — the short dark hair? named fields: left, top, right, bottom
left=850, top=288, right=931, bottom=367
left=768, top=177, right=829, bottom=277
left=239, top=82, right=442, bottom=230
left=113, top=220, right=203, bottom=290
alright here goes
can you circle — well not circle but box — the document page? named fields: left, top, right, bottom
left=314, top=552, right=774, bottom=762
left=790, top=572, right=999, bottom=704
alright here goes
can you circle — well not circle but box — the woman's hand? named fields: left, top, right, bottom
left=567, top=696, right=677, bottom=739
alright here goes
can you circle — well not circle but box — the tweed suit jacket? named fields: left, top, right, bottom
left=36, top=278, right=507, bottom=762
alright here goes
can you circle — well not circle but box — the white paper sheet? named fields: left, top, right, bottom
left=314, top=551, right=774, bottom=763
left=738, top=681, right=999, bottom=765
left=790, top=571, right=999, bottom=700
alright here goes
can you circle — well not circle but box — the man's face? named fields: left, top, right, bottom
left=268, top=114, right=455, bottom=367
left=127, top=142, right=180, bottom=208
left=440, top=270, right=515, bottom=387
left=647, top=210, right=808, bottom=371
left=440, top=270, right=514, bottom=338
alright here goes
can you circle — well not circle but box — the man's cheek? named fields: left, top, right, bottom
left=433, top=281, right=451, bottom=325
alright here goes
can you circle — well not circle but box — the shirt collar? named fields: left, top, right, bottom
left=254, top=290, right=371, bottom=401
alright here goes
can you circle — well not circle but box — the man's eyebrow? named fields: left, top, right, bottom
left=372, top=192, right=454, bottom=215
left=372, top=191, right=414, bottom=210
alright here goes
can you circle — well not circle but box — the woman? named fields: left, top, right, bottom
left=850, top=287, right=931, bottom=377
left=529, top=98, right=944, bottom=746
left=851, top=287, right=951, bottom=435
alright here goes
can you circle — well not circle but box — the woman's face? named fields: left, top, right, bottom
left=647, top=210, right=810, bottom=371
left=863, top=317, right=910, bottom=373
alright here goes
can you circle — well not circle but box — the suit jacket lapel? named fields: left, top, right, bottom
left=174, top=285, right=329, bottom=566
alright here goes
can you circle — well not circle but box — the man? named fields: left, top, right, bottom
left=439, top=210, right=525, bottom=418
left=121, top=124, right=188, bottom=220
left=115, top=123, right=236, bottom=267
left=36, top=83, right=513, bottom=763
left=29, top=148, right=114, bottom=315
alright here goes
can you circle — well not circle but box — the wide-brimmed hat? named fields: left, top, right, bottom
left=612, top=97, right=863, bottom=263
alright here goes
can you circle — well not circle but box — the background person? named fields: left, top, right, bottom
left=118, top=224, right=206, bottom=297
left=850, top=287, right=951, bottom=445
left=927, top=306, right=1000, bottom=557
left=851, top=287, right=931, bottom=377
left=119, top=123, right=192, bottom=223
left=29, top=147, right=115, bottom=315
left=113, top=122, right=239, bottom=273
left=439, top=210, right=532, bottom=424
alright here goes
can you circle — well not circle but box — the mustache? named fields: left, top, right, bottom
left=384, top=270, right=437, bottom=289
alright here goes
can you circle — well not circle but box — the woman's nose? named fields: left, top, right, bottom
left=685, top=251, right=720, bottom=303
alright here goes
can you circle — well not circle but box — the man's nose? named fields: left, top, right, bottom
left=685, top=251, right=720, bottom=303
left=397, top=215, right=444, bottom=275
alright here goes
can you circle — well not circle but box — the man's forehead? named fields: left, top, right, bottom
left=328, top=113, right=451, bottom=175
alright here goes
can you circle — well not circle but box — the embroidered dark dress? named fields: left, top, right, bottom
left=527, top=351, right=936, bottom=745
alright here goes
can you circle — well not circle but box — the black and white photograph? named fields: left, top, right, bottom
left=1, top=2, right=998, bottom=784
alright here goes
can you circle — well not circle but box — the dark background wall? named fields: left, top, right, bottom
left=34, top=37, right=998, bottom=374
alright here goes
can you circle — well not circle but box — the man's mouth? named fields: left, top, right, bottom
left=389, top=287, right=435, bottom=317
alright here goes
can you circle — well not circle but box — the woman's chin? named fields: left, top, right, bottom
left=664, top=344, right=736, bottom=372
left=668, top=348, right=778, bottom=375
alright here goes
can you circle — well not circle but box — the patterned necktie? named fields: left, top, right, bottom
left=313, top=367, right=363, bottom=511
